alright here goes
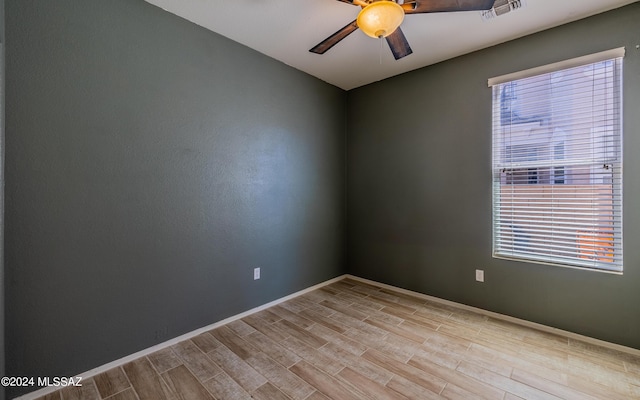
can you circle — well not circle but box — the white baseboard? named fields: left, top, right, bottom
left=345, top=274, right=640, bottom=358
left=15, top=273, right=640, bottom=399
left=13, top=275, right=347, bottom=400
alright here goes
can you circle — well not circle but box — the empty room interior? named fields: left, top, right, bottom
left=3, top=0, right=640, bottom=399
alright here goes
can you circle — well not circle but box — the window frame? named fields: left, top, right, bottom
left=489, top=48, right=624, bottom=273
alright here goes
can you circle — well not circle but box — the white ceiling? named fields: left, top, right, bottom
left=145, top=0, right=637, bottom=90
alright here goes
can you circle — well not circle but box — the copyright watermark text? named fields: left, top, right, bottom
left=1, top=376, right=83, bottom=387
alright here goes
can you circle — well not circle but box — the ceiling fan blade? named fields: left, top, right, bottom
left=406, top=0, right=496, bottom=14
left=310, top=19, right=359, bottom=55
left=385, top=27, right=413, bottom=60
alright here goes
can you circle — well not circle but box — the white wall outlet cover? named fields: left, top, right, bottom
left=475, top=269, right=485, bottom=282
left=254, top=268, right=260, bottom=280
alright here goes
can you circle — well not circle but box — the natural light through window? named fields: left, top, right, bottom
left=489, top=48, right=624, bottom=272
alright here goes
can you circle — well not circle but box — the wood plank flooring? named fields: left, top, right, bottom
left=36, top=278, right=640, bottom=399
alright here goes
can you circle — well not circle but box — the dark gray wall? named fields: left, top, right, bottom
left=5, top=0, right=345, bottom=397
left=347, top=3, right=640, bottom=349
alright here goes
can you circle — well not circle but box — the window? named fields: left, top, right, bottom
left=490, top=49, right=624, bottom=272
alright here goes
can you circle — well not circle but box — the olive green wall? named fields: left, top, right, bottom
left=347, top=3, right=640, bottom=349
left=5, top=0, right=345, bottom=397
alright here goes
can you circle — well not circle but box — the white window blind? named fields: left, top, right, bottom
left=490, top=50, right=623, bottom=272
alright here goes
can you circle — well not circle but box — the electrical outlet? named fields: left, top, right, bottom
left=476, top=269, right=485, bottom=282
left=254, top=267, right=260, bottom=280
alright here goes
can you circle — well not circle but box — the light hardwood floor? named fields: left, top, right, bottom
left=36, top=278, right=640, bottom=400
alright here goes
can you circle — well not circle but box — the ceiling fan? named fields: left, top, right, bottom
left=310, top=0, right=497, bottom=60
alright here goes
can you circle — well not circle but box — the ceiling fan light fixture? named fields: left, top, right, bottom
left=357, top=1, right=405, bottom=39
